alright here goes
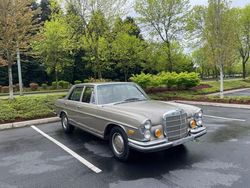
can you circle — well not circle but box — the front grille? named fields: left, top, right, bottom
left=163, top=110, right=188, bottom=141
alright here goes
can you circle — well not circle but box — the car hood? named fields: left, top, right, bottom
left=104, top=100, right=200, bottom=125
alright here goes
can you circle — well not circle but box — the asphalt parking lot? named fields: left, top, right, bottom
left=225, top=88, right=250, bottom=97
left=0, top=105, right=250, bottom=188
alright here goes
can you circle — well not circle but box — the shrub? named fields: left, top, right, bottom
left=2, top=86, right=9, bottom=93
left=176, top=72, right=200, bottom=89
left=130, top=72, right=200, bottom=90
left=0, top=94, right=65, bottom=123
left=58, top=80, right=70, bottom=89
left=130, top=73, right=153, bottom=88
left=41, top=83, right=48, bottom=90
left=158, top=72, right=178, bottom=88
left=0, top=85, right=2, bottom=93
left=74, top=80, right=82, bottom=85
left=29, top=83, right=39, bottom=91
left=51, top=82, right=57, bottom=89
left=84, top=78, right=111, bottom=83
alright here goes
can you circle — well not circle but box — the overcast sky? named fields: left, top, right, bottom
left=190, top=0, right=250, bottom=7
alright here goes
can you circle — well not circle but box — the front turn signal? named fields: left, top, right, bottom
left=154, top=129, right=162, bottom=138
left=190, top=119, right=197, bottom=129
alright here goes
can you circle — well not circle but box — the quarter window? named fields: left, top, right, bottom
left=68, top=87, right=83, bottom=101
left=82, top=86, right=95, bottom=103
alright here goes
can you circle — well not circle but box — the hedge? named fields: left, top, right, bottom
left=0, top=94, right=64, bottom=123
left=130, top=72, right=200, bottom=89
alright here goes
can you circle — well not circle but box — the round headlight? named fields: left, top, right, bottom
left=144, top=120, right=151, bottom=130
left=196, top=119, right=202, bottom=126
left=144, top=130, right=151, bottom=139
left=195, top=110, right=203, bottom=119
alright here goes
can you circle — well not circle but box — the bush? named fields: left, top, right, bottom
left=84, top=78, right=111, bottom=83
left=2, top=86, right=9, bottom=93
left=130, top=72, right=200, bottom=89
left=0, top=85, right=2, bottom=93
left=130, top=73, right=153, bottom=89
left=51, top=82, right=57, bottom=89
left=58, top=80, right=70, bottom=89
left=41, top=83, right=48, bottom=90
left=0, top=94, right=65, bottom=123
left=176, top=72, right=200, bottom=89
left=74, top=80, right=82, bottom=85
left=29, top=83, right=39, bottom=91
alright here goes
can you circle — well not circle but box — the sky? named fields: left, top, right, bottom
left=190, top=0, right=250, bottom=7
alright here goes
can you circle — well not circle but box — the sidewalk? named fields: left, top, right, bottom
left=0, top=117, right=60, bottom=130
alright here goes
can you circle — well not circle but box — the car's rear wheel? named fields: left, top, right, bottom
left=109, top=127, right=130, bottom=161
left=61, top=113, right=74, bottom=134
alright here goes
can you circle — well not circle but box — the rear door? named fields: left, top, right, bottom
left=65, top=86, right=84, bottom=125
left=75, top=86, right=102, bottom=135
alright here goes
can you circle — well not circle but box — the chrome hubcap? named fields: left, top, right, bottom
left=112, top=133, right=124, bottom=155
left=62, top=116, right=68, bottom=129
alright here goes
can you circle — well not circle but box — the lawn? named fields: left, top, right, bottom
left=149, top=79, right=250, bottom=103
left=0, top=94, right=65, bottom=124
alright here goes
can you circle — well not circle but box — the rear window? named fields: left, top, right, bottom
left=82, top=86, right=95, bottom=103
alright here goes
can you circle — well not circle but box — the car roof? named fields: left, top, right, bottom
left=74, top=82, right=134, bottom=87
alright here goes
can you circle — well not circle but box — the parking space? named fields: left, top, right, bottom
left=0, top=105, right=250, bottom=188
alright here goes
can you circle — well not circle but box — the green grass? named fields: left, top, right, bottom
left=197, top=79, right=250, bottom=94
left=0, top=94, right=65, bottom=124
left=149, top=79, right=250, bottom=103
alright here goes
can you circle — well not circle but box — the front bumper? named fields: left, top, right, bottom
left=128, top=126, right=207, bottom=152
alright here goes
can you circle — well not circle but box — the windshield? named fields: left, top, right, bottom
left=97, top=84, right=148, bottom=105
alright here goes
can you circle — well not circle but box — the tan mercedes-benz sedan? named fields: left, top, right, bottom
left=55, top=82, right=206, bottom=161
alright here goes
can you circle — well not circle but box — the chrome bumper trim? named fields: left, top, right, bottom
left=128, top=126, right=207, bottom=152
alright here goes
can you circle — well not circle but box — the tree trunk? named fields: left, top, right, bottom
left=17, top=47, right=23, bottom=96
left=242, top=60, right=246, bottom=80
left=8, top=64, right=14, bottom=100
left=55, top=68, right=59, bottom=89
left=166, top=41, right=173, bottom=72
left=219, top=64, right=224, bottom=99
left=124, top=69, right=128, bottom=82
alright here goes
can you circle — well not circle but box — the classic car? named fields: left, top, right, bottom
left=55, top=82, right=207, bottom=161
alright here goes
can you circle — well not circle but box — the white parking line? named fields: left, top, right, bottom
left=204, top=115, right=246, bottom=122
left=31, top=125, right=102, bottom=174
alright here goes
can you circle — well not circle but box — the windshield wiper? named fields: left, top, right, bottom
left=114, top=98, right=146, bottom=105
left=124, top=97, right=142, bottom=101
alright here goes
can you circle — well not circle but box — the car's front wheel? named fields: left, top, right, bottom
left=61, top=113, right=74, bottom=134
left=109, top=127, right=130, bottom=161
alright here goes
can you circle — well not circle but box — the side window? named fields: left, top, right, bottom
left=82, top=86, right=95, bottom=103
left=68, top=87, right=83, bottom=101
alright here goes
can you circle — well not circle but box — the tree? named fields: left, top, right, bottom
left=0, top=0, right=37, bottom=99
left=144, top=42, right=193, bottom=73
left=135, top=0, right=190, bottom=72
left=205, top=0, right=237, bottom=98
left=33, top=3, right=73, bottom=88
left=112, top=33, right=144, bottom=81
left=236, top=6, right=250, bottom=79
left=40, top=0, right=51, bottom=22
left=66, top=0, right=129, bottom=22
left=82, top=10, right=110, bottom=79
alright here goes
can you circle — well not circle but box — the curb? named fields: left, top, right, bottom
left=0, top=117, right=60, bottom=131
left=206, top=88, right=250, bottom=96
left=174, top=100, right=250, bottom=109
